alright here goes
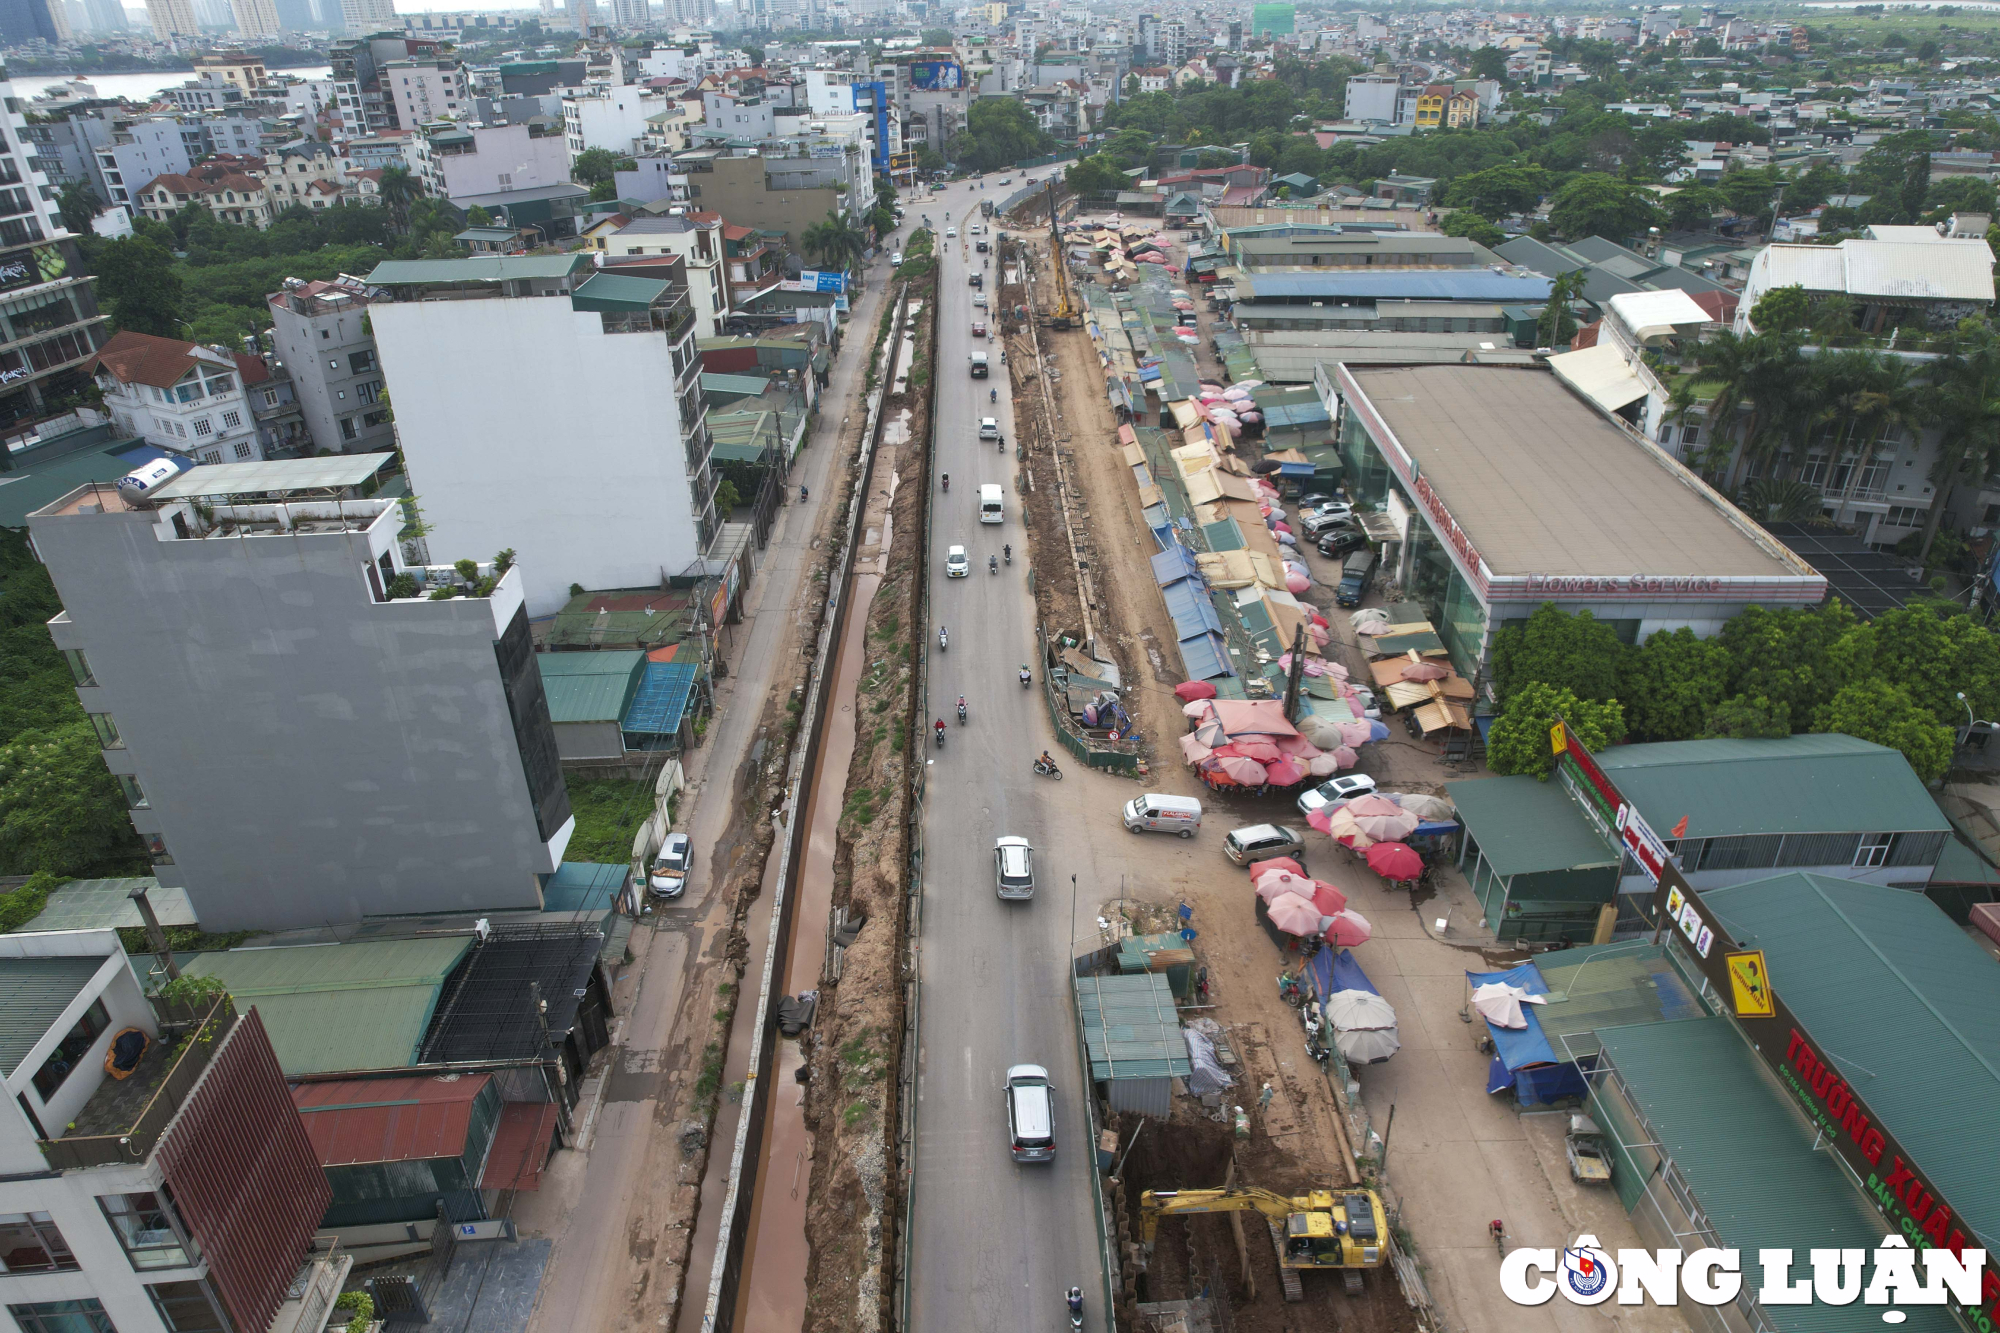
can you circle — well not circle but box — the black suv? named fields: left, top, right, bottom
left=1317, top=528, right=1368, bottom=558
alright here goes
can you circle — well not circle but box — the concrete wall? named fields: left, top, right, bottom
left=32, top=504, right=567, bottom=931
left=370, top=294, right=706, bottom=616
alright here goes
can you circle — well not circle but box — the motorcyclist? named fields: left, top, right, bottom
left=935, top=718, right=946, bottom=743
left=1020, top=664, right=1032, bottom=685
left=990, top=387, right=997, bottom=402
left=799, top=484, right=808, bottom=502
left=957, top=694, right=967, bottom=718
left=1067, top=1287, right=1084, bottom=1317
left=941, top=472, right=949, bottom=491
left=1003, top=544, right=1011, bottom=562
left=988, top=554, right=997, bottom=572
left=938, top=626, right=948, bottom=650
left=1040, top=750, right=1055, bottom=769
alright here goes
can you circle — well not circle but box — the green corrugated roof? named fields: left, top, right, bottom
left=1595, top=735, right=1947, bottom=839
left=570, top=272, right=671, bottom=313
left=185, top=938, right=471, bottom=1076
left=538, top=650, right=645, bottom=723
left=1532, top=941, right=1705, bottom=1059
left=1076, top=972, right=1190, bottom=1081
left=1446, top=775, right=1619, bottom=877
left=23, top=878, right=198, bottom=932
left=367, top=254, right=588, bottom=286
left=1597, top=1017, right=1959, bottom=1333
left=0, top=437, right=154, bottom=529
left=1703, top=872, right=2000, bottom=1249
left=0, top=956, right=107, bottom=1076
left=1932, top=833, right=2000, bottom=886
left=702, top=372, right=776, bottom=398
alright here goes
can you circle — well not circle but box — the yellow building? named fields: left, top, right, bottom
left=1414, top=84, right=1449, bottom=129
left=1447, top=89, right=1480, bottom=128
left=985, top=2, right=1005, bottom=23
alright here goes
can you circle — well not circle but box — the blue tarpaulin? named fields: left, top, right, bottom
left=1161, top=579, right=1225, bottom=640
left=1179, top=630, right=1234, bottom=680
left=1468, top=961, right=1589, bottom=1104
left=623, top=661, right=700, bottom=735
left=1308, top=947, right=1377, bottom=998
left=1151, top=545, right=1203, bottom=585
left=1412, top=820, right=1460, bottom=838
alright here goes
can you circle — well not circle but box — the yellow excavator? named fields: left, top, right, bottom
left=1042, top=178, right=1074, bottom=329
left=1138, top=1186, right=1389, bottom=1273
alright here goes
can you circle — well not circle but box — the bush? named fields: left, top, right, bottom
left=0, top=871, right=67, bottom=932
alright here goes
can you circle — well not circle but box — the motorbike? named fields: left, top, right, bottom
left=1033, top=757, right=1064, bottom=780
left=990, top=388, right=997, bottom=403
left=934, top=723, right=945, bottom=749
left=1003, top=546, right=1012, bottom=565
left=1066, top=1288, right=1083, bottom=1331
left=1018, top=665, right=1031, bottom=688
left=941, top=474, right=950, bottom=493
left=987, top=555, right=997, bottom=574
left=957, top=695, right=967, bottom=724
left=938, top=626, right=948, bottom=652
left=1491, top=1220, right=1507, bottom=1257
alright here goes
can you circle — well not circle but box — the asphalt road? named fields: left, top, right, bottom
left=905, top=176, right=1112, bottom=1333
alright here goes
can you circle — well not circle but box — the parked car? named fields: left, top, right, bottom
left=972, top=320, right=987, bottom=338
left=946, top=545, right=969, bottom=577
left=994, top=835, right=1035, bottom=900
left=1003, top=1064, right=1053, bottom=1161
left=1305, top=499, right=1354, bottom=523
left=1317, top=528, right=1368, bottom=558
left=1298, top=491, right=1343, bottom=509
left=890, top=251, right=903, bottom=266
left=1302, top=510, right=1355, bottom=538
left=1567, top=1115, right=1614, bottom=1184
left=1222, top=823, right=1307, bottom=866
left=648, top=833, right=692, bottom=898
left=1296, top=773, right=1378, bottom=818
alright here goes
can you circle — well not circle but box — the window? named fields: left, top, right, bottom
left=262, top=388, right=278, bottom=407
left=32, top=998, right=109, bottom=1100
left=199, top=449, right=220, bottom=464
left=1855, top=833, right=1892, bottom=868
left=363, top=409, right=391, bottom=428
left=191, top=418, right=212, bottom=437
left=319, top=328, right=330, bottom=339
left=148, top=1281, right=227, bottom=1333
left=150, top=385, right=164, bottom=402
left=101, top=1191, right=199, bottom=1271
left=89, top=711, right=122, bottom=749
left=221, top=410, right=240, bottom=429
left=173, top=382, right=200, bottom=404
left=0, top=1214, right=79, bottom=1273
left=232, top=442, right=252, bottom=460
left=7, top=1300, right=114, bottom=1333
left=117, top=774, right=147, bottom=809
left=328, top=359, right=340, bottom=369
left=348, top=348, right=375, bottom=374
left=1883, top=505, right=1926, bottom=528
left=62, top=648, right=95, bottom=687
left=357, top=380, right=381, bottom=404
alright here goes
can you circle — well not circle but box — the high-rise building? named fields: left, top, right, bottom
left=366, top=252, right=718, bottom=617
left=80, top=0, right=126, bottom=30
left=142, top=0, right=198, bottom=43
left=28, top=453, right=575, bottom=932
left=336, top=0, right=391, bottom=32
left=0, top=0, right=68, bottom=42
left=1249, top=2, right=1293, bottom=38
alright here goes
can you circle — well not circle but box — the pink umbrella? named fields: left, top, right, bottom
left=1217, top=739, right=1284, bottom=764
left=1325, top=807, right=1376, bottom=849
left=1325, top=908, right=1373, bottom=947
left=1345, top=794, right=1405, bottom=818
left=1197, top=759, right=1242, bottom=787
left=1251, top=855, right=1305, bottom=880
left=1309, top=880, right=1349, bottom=915
left=1265, top=891, right=1325, bottom=937
left=1353, top=809, right=1420, bottom=841
left=1402, top=660, right=1450, bottom=682
left=1193, top=719, right=1228, bottom=747
left=1265, top=757, right=1304, bottom=787
left=1182, top=699, right=1217, bottom=720
left=1254, top=868, right=1311, bottom=902
left=1337, top=719, right=1374, bottom=748
left=1272, top=521, right=1292, bottom=535
left=1217, top=755, right=1270, bottom=785
left=1179, top=733, right=1214, bottom=764
left=1274, top=733, right=1323, bottom=758
left=1306, top=753, right=1341, bottom=777
left=1174, top=680, right=1218, bottom=702
left=1305, top=806, right=1334, bottom=835
left=1366, top=842, right=1424, bottom=880
left=1334, top=745, right=1359, bottom=769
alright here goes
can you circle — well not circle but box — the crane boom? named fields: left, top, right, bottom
left=1046, top=178, right=1073, bottom=325
left=1137, top=1185, right=1389, bottom=1273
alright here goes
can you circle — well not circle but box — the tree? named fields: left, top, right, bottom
left=1703, top=694, right=1792, bottom=739
left=801, top=209, right=865, bottom=271
left=1065, top=153, right=1128, bottom=196
left=0, top=721, right=147, bottom=877
left=920, top=28, right=951, bottom=46
left=1737, top=477, right=1825, bottom=523
left=1920, top=319, right=2000, bottom=562
left=1470, top=46, right=1510, bottom=83
left=56, top=182, right=100, bottom=236
left=1548, top=172, right=1663, bottom=242
left=375, top=164, right=419, bottom=234
left=1444, top=163, right=1551, bottom=218
left=1488, top=602, right=1626, bottom=703
left=1486, top=683, right=1626, bottom=779
left=1859, top=602, right=2000, bottom=730
left=1439, top=209, right=1503, bottom=248
left=1812, top=679, right=1953, bottom=783
left=713, top=478, right=742, bottom=513
left=741, top=43, right=765, bottom=65
left=914, top=146, right=947, bottom=175
left=1749, top=283, right=1811, bottom=333
left=571, top=147, right=623, bottom=188
left=90, top=236, right=183, bottom=337
left=1672, top=329, right=1807, bottom=490
left=951, top=96, right=1053, bottom=172
left=1620, top=628, right=1732, bottom=742
left=1123, top=74, right=1140, bottom=97
left=1718, top=600, right=1859, bottom=727
left=1664, top=184, right=1724, bottom=231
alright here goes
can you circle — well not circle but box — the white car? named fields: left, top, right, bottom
left=891, top=251, right=903, bottom=265
left=1307, top=499, right=1354, bottom=520
left=971, top=222, right=984, bottom=234
left=1296, top=773, right=1378, bottom=819
left=973, top=293, right=988, bottom=308
left=946, top=545, right=969, bottom=577
left=978, top=417, right=1000, bottom=440
left=995, top=835, right=1035, bottom=900
left=999, top=176, right=1013, bottom=184
left=945, top=227, right=958, bottom=239
left=648, top=833, right=692, bottom=898
left=1349, top=687, right=1382, bottom=721
left=1004, top=1064, right=1053, bottom=1161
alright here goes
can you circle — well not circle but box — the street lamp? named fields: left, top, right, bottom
left=1955, top=691, right=1994, bottom=750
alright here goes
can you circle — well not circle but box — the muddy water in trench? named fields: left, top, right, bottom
left=730, top=469, right=898, bottom=1329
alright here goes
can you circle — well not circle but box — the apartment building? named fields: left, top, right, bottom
left=330, top=33, right=444, bottom=137
left=266, top=274, right=394, bottom=454
left=563, top=85, right=674, bottom=161
left=91, top=119, right=191, bottom=211
left=0, top=233, right=109, bottom=454
left=0, top=930, right=337, bottom=1333
left=90, top=332, right=271, bottom=464
left=367, top=253, right=716, bottom=616
left=600, top=211, right=726, bottom=335
left=141, top=0, right=197, bottom=45
left=29, top=453, right=573, bottom=930
left=1342, top=71, right=1401, bottom=122
left=412, top=118, right=571, bottom=202
left=382, top=56, right=468, bottom=128
left=672, top=145, right=863, bottom=257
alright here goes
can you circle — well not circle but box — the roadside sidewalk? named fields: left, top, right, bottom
left=515, top=266, right=895, bottom=1333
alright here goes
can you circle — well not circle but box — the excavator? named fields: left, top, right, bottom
left=1041, top=178, right=1075, bottom=330
left=1138, top=1185, right=1389, bottom=1277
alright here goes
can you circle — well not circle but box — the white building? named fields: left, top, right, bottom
left=383, top=57, right=469, bottom=128
left=226, top=0, right=279, bottom=37
left=266, top=274, right=394, bottom=454
left=412, top=119, right=572, bottom=202
left=1343, top=72, right=1401, bottom=122
left=338, top=0, right=394, bottom=32
left=0, top=930, right=342, bottom=1333
left=367, top=253, right=718, bottom=616
left=141, top=0, right=197, bottom=43
left=91, top=119, right=193, bottom=210
left=90, top=331, right=270, bottom=464
left=563, top=85, right=673, bottom=161
left=599, top=210, right=727, bottom=335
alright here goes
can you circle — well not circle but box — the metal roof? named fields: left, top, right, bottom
left=23, top=878, right=198, bottom=932
left=1702, top=872, right=2000, bottom=1249
left=1242, top=271, right=1552, bottom=302
left=291, top=1072, right=493, bottom=1166
left=1076, top=972, right=1191, bottom=1081
left=0, top=436, right=176, bottom=529
left=366, top=254, right=588, bottom=287
left=537, top=650, right=645, bottom=724
left=624, top=660, right=700, bottom=734
left=146, top=453, right=394, bottom=501
left=570, top=272, right=673, bottom=313
left=1595, top=735, right=1948, bottom=839
left=1762, top=522, right=1928, bottom=621
left=1596, top=1017, right=1958, bottom=1333
left=1761, top=238, right=1996, bottom=303
left=1534, top=941, right=1705, bottom=1060
left=1445, top=775, right=1619, bottom=877
left=0, top=955, right=108, bottom=1076
left=185, top=938, right=471, bottom=1076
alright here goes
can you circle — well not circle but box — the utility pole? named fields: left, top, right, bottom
left=1281, top=624, right=1307, bottom=723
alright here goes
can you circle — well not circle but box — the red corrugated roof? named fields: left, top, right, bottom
left=1571, top=319, right=1602, bottom=350
left=480, top=1102, right=559, bottom=1191
left=722, top=223, right=754, bottom=240
left=1688, top=288, right=1739, bottom=323
left=291, top=1073, right=491, bottom=1166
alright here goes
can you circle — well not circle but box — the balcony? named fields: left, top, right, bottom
left=268, top=1238, right=350, bottom=1333
left=39, top=992, right=238, bottom=1171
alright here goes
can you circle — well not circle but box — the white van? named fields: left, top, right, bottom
left=1123, top=794, right=1203, bottom=838
left=978, top=483, right=1004, bottom=523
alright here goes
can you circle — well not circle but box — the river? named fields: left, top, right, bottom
left=17, top=65, right=332, bottom=103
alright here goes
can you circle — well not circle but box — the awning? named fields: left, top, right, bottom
left=1151, top=545, right=1203, bottom=586
left=1161, top=578, right=1225, bottom=639
left=1548, top=343, right=1649, bottom=414
left=1179, top=629, right=1234, bottom=680
left=480, top=1101, right=560, bottom=1191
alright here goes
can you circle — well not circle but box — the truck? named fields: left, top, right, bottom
left=1566, top=1114, right=1614, bottom=1184
left=970, top=351, right=989, bottom=378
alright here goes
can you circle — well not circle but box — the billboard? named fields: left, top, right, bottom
left=909, top=59, right=964, bottom=91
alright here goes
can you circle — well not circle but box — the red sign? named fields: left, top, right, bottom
left=1413, top=474, right=1482, bottom=576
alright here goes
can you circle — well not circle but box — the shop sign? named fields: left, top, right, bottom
left=1615, top=801, right=1670, bottom=886
left=1413, top=472, right=1482, bottom=577
left=1525, top=574, right=1726, bottom=596
left=1551, top=718, right=2000, bottom=1333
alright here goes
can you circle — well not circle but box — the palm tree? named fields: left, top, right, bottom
left=1738, top=477, right=1827, bottom=524
left=801, top=210, right=865, bottom=272
left=376, top=164, right=419, bottom=235
left=1674, top=329, right=1805, bottom=490
left=1536, top=267, right=1587, bottom=347
left=1835, top=350, right=1929, bottom=517
left=1921, top=323, right=2000, bottom=561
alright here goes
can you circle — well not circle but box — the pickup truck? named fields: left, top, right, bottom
left=1566, top=1115, right=1613, bottom=1184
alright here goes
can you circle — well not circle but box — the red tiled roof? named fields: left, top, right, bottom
left=233, top=352, right=271, bottom=386
left=1688, top=288, right=1739, bottom=323
left=138, top=173, right=205, bottom=197
left=291, top=1074, right=492, bottom=1166
left=479, top=1102, right=559, bottom=1191
left=1571, top=319, right=1602, bottom=350
left=722, top=223, right=754, bottom=240
left=90, top=329, right=202, bottom=387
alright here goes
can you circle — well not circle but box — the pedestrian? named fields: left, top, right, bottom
left=1258, top=1082, right=1274, bottom=1112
